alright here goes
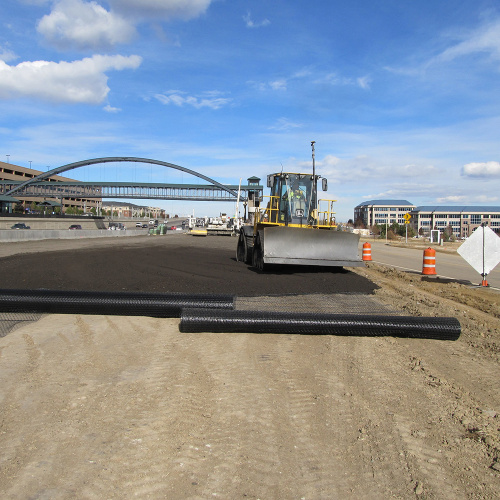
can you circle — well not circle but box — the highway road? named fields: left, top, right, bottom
left=366, top=240, right=500, bottom=290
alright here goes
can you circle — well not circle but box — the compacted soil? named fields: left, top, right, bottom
left=0, top=234, right=498, bottom=499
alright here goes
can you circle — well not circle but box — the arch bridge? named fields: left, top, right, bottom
left=4, top=157, right=262, bottom=202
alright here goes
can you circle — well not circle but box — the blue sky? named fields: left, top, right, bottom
left=1, top=0, right=500, bottom=221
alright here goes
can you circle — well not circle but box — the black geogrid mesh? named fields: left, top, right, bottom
left=179, top=309, right=461, bottom=340
left=0, top=289, right=234, bottom=318
left=235, top=293, right=393, bottom=315
left=0, top=312, right=44, bottom=337
left=0, top=290, right=461, bottom=340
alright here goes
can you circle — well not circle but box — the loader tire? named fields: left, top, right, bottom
left=252, top=232, right=266, bottom=272
left=236, top=231, right=251, bottom=264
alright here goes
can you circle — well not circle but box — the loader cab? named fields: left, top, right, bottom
left=267, top=173, right=319, bottom=226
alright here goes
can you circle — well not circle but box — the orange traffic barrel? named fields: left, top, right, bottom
left=362, top=242, right=372, bottom=261
left=422, top=248, right=436, bottom=275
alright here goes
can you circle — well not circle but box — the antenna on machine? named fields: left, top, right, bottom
left=311, top=141, right=316, bottom=178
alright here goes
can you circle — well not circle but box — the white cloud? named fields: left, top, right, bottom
left=314, top=72, right=372, bottom=90
left=243, top=12, right=270, bottom=29
left=437, top=194, right=499, bottom=203
left=104, top=104, right=121, bottom=112
left=474, top=194, right=499, bottom=203
left=109, top=0, right=212, bottom=20
left=36, top=0, right=213, bottom=50
left=390, top=17, right=500, bottom=75
left=37, top=0, right=136, bottom=51
left=0, top=46, right=17, bottom=63
left=268, top=118, right=302, bottom=131
left=253, top=69, right=370, bottom=94
left=462, top=161, right=500, bottom=178
left=315, top=154, right=438, bottom=185
left=269, top=79, right=287, bottom=91
left=437, top=18, right=500, bottom=63
left=0, top=54, right=142, bottom=104
left=356, top=76, right=372, bottom=90
left=436, top=195, right=467, bottom=203
left=154, top=91, right=232, bottom=110
left=364, top=184, right=437, bottom=200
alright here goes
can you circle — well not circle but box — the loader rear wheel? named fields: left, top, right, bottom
left=252, top=233, right=266, bottom=272
left=236, top=231, right=251, bottom=264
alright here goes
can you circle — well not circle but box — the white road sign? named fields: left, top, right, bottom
left=457, top=225, right=500, bottom=276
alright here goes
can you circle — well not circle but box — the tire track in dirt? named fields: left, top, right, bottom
left=75, top=316, right=181, bottom=499
left=345, top=335, right=500, bottom=499
left=308, top=336, right=413, bottom=498
left=185, top=333, right=287, bottom=499
left=346, top=337, right=464, bottom=499
left=270, top=335, right=350, bottom=497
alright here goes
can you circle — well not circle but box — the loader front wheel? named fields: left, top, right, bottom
left=252, top=233, right=266, bottom=272
left=236, top=231, right=251, bottom=264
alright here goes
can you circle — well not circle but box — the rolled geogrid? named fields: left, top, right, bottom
left=0, top=289, right=234, bottom=318
left=179, top=309, right=461, bottom=340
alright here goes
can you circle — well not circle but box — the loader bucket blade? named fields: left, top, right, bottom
left=262, top=226, right=363, bottom=267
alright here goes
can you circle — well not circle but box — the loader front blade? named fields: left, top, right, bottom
left=260, top=226, right=363, bottom=267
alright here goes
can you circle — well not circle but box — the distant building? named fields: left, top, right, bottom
left=0, top=160, right=100, bottom=214
left=354, top=199, right=500, bottom=237
left=411, top=206, right=500, bottom=237
left=101, top=201, right=165, bottom=219
left=354, top=200, right=416, bottom=227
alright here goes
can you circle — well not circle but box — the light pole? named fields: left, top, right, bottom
left=6, top=155, right=10, bottom=164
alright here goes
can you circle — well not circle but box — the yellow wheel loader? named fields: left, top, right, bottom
left=236, top=142, right=363, bottom=271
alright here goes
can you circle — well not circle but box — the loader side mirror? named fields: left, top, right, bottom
left=322, top=178, right=328, bottom=191
left=267, top=175, right=273, bottom=188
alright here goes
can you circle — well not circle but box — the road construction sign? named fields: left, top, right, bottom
left=457, top=225, right=500, bottom=277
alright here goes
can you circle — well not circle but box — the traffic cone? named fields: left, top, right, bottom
left=422, top=248, right=436, bottom=275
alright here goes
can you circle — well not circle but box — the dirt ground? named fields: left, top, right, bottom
left=0, top=235, right=499, bottom=499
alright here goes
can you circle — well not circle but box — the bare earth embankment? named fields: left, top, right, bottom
left=0, top=235, right=498, bottom=499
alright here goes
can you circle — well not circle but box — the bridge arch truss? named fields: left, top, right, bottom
left=4, top=157, right=258, bottom=202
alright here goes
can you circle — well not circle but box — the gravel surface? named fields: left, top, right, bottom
left=0, top=234, right=499, bottom=499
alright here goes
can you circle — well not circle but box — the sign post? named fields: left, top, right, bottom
left=403, top=213, right=411, bottom=244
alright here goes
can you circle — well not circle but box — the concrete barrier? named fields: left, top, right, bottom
left=0, top=229, right=148, bottom=243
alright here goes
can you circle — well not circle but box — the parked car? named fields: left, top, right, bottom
left=136, top=222, right=142, bottom=227
left=69, top=224, right=82, bottom=230
left=142, top=223, right=148, bottom=228
left=11, top=223, right=30, bottom=229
